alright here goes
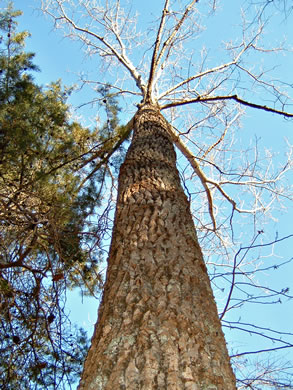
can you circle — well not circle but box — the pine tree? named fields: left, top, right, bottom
left=0, top=6, right=126, bottom=388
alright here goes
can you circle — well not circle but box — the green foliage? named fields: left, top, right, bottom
left=0, top=5, right=126, bottom=388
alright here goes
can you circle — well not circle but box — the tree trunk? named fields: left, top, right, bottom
left=78, top=105, right=236, bottom=389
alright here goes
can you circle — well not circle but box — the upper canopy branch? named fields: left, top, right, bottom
left=145, top=0, right=170, bottom=103
left=157, top=20, right=281, bottom=103
left=41, top=0, right=146, bottom=94
left=146, top=0, right=199, bottom=103
left=161, top=94, right=293, bottom=118
left=41, top=1, right=292, bottom=120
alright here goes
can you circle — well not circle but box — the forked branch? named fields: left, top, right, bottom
left=146, top=0, right=199, bottom=102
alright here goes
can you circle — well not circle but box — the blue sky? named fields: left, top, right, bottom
left=7, top=0, right=293, bottom=387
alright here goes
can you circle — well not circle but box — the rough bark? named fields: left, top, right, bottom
left=78, top=105, right=236, bottom=389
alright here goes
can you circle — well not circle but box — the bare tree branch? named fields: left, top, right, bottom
left=161, top=94, right=293, bottom=117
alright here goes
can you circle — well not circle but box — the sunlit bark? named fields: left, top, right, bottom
left=78, top=105, right=236, bottom=389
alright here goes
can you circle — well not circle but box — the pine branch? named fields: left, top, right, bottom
left=75, top=116, right=134, bottom=192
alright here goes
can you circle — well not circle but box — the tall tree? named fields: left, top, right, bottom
left=37, top=0, right=293, bottom=388
left=79, top=104, right=236, bottom=388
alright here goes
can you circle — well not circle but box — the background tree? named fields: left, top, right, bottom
left=12, top=0, right=293, bottom=388
left=0, top=4, right=129, bottom=388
